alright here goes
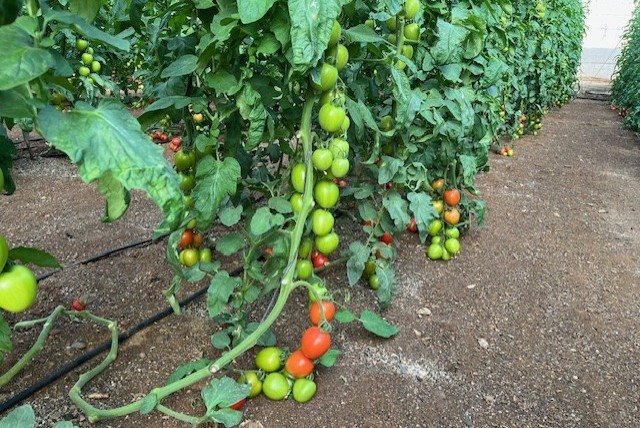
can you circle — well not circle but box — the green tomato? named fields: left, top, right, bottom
left=329, top=138, right=349, bottom=159
left=404, top=23, right=420, bottom=41
left=179, top=173, right=196, bottom=192
left=327, top=44, right=349, bottom=71
left=363, top=259, right=376, bottom=278
left=405, top=0, right=420, bottom=19
left=388, top=34, right=397, bottom=44
left=365, top=19, right=375, bottom=28
left=255, top=347, right=283, bottom=372
left=380, top=115, right=393, bottom=132
left=315, top=232, right=339, bottom=255
left=368, top=274, right=380, bottom=290
left=426, top=244, right=443, bottom=260
left=86, top=47, right=94, bottom=55
left=387, top=16, right=397, bottom=31
left=402, top=44, right=414, bottom=59
left=313, top=180, right=340, bottom=209
left=199, top=248, right=213, bottom=263
left=319, top=104, right=346, bottom=134
left=296, top=259, right=314, bottom=280
left=299, top=237, right=313, bottom=259
left=78, top=66, right=91, bottom=77
left=330, top=158, right=349, bottom=178
left=239, top=371, right=262, bottom=398
left=312, top=148, right=334, bottom=171
left=292, top=378, right=317, bottom=403
left=290, top=192, right=303, bottom=214
left=186, top=219, right=198, bottom=229
left=291, top=163, right=306, bottom=193
left=0, top=265, right=38, bottom=313
left=311, top=63, right=338, bottom=92
left=445, top=227, right=460, bottom=239
left=81, top=52, right=94, bottom=66
left=183, top=195, right=194, bottom=209
left=328, top=20, right=341, bottom=47
left=90, top=60, right=101, bottom=73
left=320, top=89, right=346, bottom=106
left=311, top=209, right=335, bottom=236
left=431, top=236, right=442, bottom=245
left=340, top=116, right=350, bottom=133
left=395, top=60, right=406, bottom=70
left=76, top=39, right=88, bottom=51
left=174, top=150, right=196, bottom=172
left=0, top=235, right=8, bottom=272
left=181, top=248, right=199, bottom=267
left=428, top=219, right=443, bottom=237
left=441, top=248, right=451, bottom=261
left=262, top=372, right=289, bottom=401
left=444, top=238, right=461, bottom=255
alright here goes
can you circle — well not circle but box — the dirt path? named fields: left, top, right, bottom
left=1, top=98, right=639, bottom=427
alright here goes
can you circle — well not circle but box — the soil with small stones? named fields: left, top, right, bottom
left=1, top=98, right=640, bottom=428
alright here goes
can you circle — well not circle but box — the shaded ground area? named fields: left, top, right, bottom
left=1, top=98, right=639, bottom=427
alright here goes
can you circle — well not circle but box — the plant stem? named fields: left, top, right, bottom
left=72, top=94, right=319, bottom=423
left=0, top=305, right=66, bottom=386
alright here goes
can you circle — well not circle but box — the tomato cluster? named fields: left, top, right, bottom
left=177, top=220, right=212, bottom=267
left=426, top=179, right=462, bottom=261
left=75, top=39, right=103, bottom=85
left=236, top=297, right=335, bottom=406
left=0, top=235, right=38, bottom=313
left=386, top=0, right=421, bottom=70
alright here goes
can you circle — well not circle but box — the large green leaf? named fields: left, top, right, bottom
left=36, top=101, right=184, bottom=229
left=193, top=157, right=241, bottom=228
left=41, top=4, right=130, bottom=51
left=0, top=24, right=54, bottom=91
left=0, top=405, right=35, bottom=428
left=68, top=0, right=102, bottom=23
left=288, top=0, right=350, bottom=72
left=237, top=0, right=277, bottom=24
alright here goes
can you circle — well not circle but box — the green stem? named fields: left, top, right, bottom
left=156, top=404, right=202, bottom=425
left=72, top=94, right=319, bottom=423
left=0, top=305, right=66, bottom=386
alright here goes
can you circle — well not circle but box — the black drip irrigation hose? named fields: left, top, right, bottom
left=0, top=245, right=243, bottom=415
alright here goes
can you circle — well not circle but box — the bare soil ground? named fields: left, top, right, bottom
left=1, top=98, right=640, bottom=428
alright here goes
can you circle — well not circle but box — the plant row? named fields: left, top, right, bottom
left=612, top=2, right=640, bottom=132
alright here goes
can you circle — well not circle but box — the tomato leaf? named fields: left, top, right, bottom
left=68, top=0, right=101, bottom=23
left=359, top=310, right=399, bottom=338
left=237, top=0, right=278, bottom=24
left=40, top=4, right=130, bottom=51
left=0, top=86, right=35, bottom=119
left=407, top=192, right=438, bottom=243
left=432, top=19, right=469, bottom=65
left=346, top=242, right=370, bottom=286
left=193, top=157, right=241, bottom=229
left=0, top=24, right=54, bottom=91
left=201, top=377, right=250, bottom=421
left=375, top=265, right=397, bottom=309
left=317, top=348, right=341, bottom=367
left=0, top=313, right=13, bottom=365
left=288, top=0, right=349, bottom=72
left=382, top=192, right=411, bottom=230
left=377, top=156, right=403, bottom=184
left=8, top=247, right=60, bottom=268
left=0, top=404, right=35, bottom=428
left=268, top=196, right=293, bottom=214
left=215, top=233, right=246, bottom=256
left=334, top=309, right=357, bottom=323
left=249, top=207, right=285, bottom=236
left=343, top=24, right=384, bottom=43
left=207, top=271, right=241, bottom=318
left=161, top=55, right=198, bottom=78
left=52, top=422, right=78, bottom=428
left=166, top=358, right=212, bottom=385
left=36, top=102, right=184, bottom=233
left=138, top=393, right=158, bottom=415
left=244, top=322, right=277, bottom=347
left=211, top=331, right=231, bottom=350
left=218, top=206, right=243, bottom=227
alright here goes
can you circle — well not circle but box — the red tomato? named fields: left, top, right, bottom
left=180, top=229, right=194, bottom=247
left=312, top=252, right=329, bottom=269
left=380, top=231, right=393, bottom=245
left=285, top=350, right=314, bottom=378
left=229, top=398, right=246, bottom=410
left=309, top=300, right=336, bottom=326
left=407, top=218, right=418, bottom=233
left=443, top=189, right=461, bottom=206
left=300, top=326, right=331, bottom=360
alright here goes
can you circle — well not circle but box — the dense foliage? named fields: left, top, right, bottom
left=612, top=1, right=640, bottom=132
left=0, top=0, right=585, bottom=426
